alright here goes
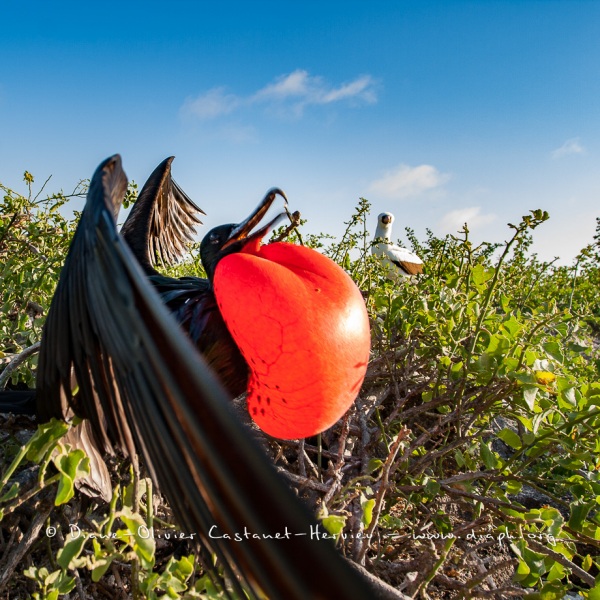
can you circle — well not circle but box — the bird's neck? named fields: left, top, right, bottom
left=374, top=224, right=392, bottom=242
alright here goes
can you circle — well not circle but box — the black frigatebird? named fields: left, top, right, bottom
left=28, top=155, right=402, bottom=599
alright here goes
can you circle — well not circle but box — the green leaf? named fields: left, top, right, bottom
left=454, top=449, right=466, bottom=468
left=523, top=385, right=539, bottom=410
left=515, top=414, right=533, bottom=431
left=501, top=316, right=522, bottom=338
left=588, top=583, right=600, bottom=600
left=167, top=554, right=195, bottom=580
left=367, top=458, right=384, bottom=473
left=321, top=514, right=346, bottom=538
left=546, top=561, right=566, bottom=582
left=505, top=479, right=522, bottom=495
left=558, top=385, right=577, bottom=408
left=53, top=447, right=90, bottom=505
left=425, top=478, right=441, bottom=496
left=533, top=581, right=568, bottom=600
left=23, top=566, right=39, bottom=582
left=471, top=264, right=493, bottom=287
left=55, top=571, right=76, bottom=595
left=0, top=482, right=20, bottom=502
left=480, top=443, right=499, bottom=470
left=569, top=502, right=592, bottom=531
left=361, top=498, right=376, bottom=527
left=119, top=506, right=156, bottom=568
left=497, top=428, right=522, bottom=450
left=26, top=419, right=70, bottom=463
left=539, top=507, right=564, bottom=535
left=91, top=557, right=116, bottom=583
left=543, top=341, right=564, bottom=364
left=57, top=533, right=87, bottom=569
left=514, top=559, right=531, bottom=581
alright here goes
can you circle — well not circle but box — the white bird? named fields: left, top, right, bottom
left=371, top=212, right=423, bottom=278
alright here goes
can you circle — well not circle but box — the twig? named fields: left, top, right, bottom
left=271, top=209, right=303, bottom=245
left=32, top=174, right=53, bottom=203
left=276, top=468, right=329, bottom=493
left=527, top=538, right=595, bottom=587
left=0, top=499, right=53, bottom=592
left=323, top=412, right=352, bottom=505
left=5, top=232, right=49, bottom=261
left=2, top=474, right=60, bottom=517
left=439, top=484, right=527, bottom=512
left=358, top=385, right=392, bottom=421
left=460, top=557, right=518, bottom=594
left=356, top=429, right=408, bottom=563
left=111, top=563, right=127, bottom=598
left=276, top=438, right=361, bottom=463
left=415, top=537, right=455, bottom=599
left=74, top=568, right=87, bottom=600
left=0, top=213, right=20, bottom=251
left=297, top=438, right=306, bottom=477
left=0, top=341, right=41, bottom=390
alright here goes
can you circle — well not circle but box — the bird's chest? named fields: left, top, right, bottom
left=167, top=291, right=249, bottom=398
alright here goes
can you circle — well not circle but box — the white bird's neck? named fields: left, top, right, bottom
left=374, top=222, right=392, bottom=242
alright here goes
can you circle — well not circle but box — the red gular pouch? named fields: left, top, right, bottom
left=214, top=241, right=371, bottom=439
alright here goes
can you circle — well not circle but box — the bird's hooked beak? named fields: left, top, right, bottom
left=381, top=214, right=393, bottom=225
left=222, top=188, right=288, bottom=251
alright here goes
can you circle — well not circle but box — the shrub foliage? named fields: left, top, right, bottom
left=0, top=173, right=599, bottom=598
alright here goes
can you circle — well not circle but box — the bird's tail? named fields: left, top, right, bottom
left=0, top=390, right=37, bottom=415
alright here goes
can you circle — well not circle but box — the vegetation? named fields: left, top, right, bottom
left=1, top=171, right=599, bottom=598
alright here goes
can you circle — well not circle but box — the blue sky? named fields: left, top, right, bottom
left=1, top=1, right=599, bottom=264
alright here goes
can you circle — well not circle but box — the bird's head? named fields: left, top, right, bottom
left=378, top=212, right=394, bottom=226
left=374, top=212, right=395, bottom=243
left=200, top=188, right=288, bottom=280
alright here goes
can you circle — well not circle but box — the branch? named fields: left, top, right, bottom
left=0, top=341, right=41, bottom=390
left=527, top=538, right=595, bottom=587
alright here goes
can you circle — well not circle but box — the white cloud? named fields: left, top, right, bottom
left=438, top=206, right=497, bottom=232
left=253, top=70, right=376, bottom=106
left=181, top=70, right=377, bottom=121
left=368, top=164, right=450, bottom=199
left=181, top=87, right=240, bottom=120
left=551, top=137, right=585, bottom=159
left=253, top=70, right=312, bottom=100
left=321, top=76, right=376, bottom=104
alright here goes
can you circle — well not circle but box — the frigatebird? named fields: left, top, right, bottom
left=372, top=212, right=423, bottom=278
left=27, top=155, right=397, bottom=599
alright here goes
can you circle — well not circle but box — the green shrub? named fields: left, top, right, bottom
left=1, top=173, right=599, bottom=597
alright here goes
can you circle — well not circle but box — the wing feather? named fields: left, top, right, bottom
left=374, top=242, right=424, bottom=276
left=120, top=157, right=204, bottom=273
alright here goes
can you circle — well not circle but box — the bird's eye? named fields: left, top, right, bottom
left=210, top=234, right=220, bottom=245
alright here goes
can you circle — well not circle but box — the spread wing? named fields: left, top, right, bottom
left=120, top=156, right=205, bottom=274
left=121, top=157, right=248, bottom=397
left=36, top=155, right=380, bottom=599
